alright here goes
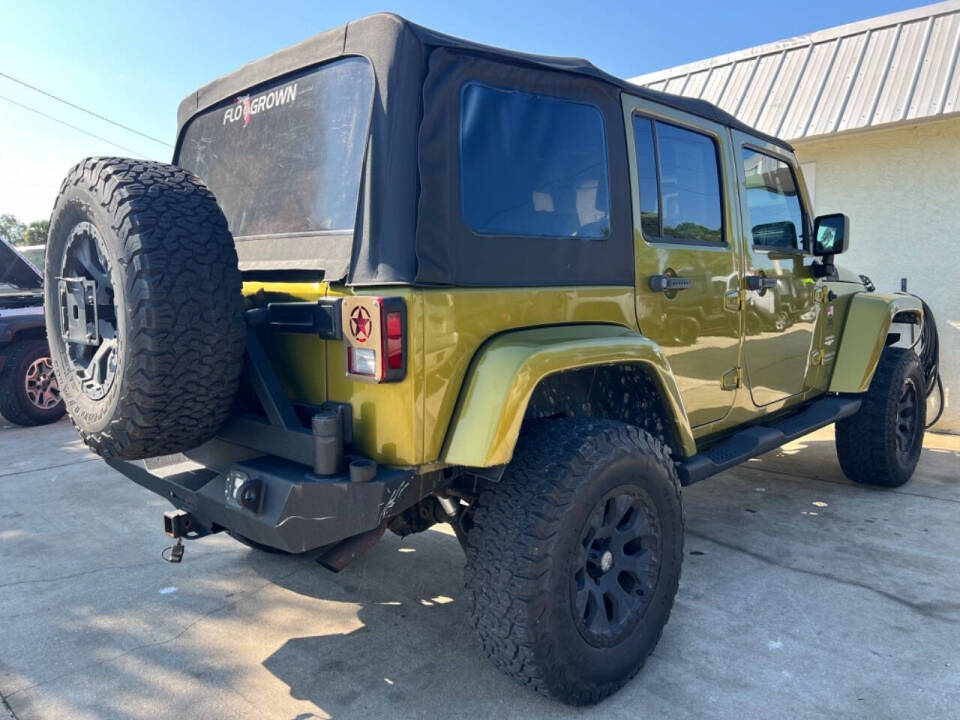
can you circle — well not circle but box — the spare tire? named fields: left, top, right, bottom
left=44, top=157, right=245, bottom=460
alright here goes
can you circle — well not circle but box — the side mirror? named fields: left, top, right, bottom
left=813, top=213, right=849, bottom=256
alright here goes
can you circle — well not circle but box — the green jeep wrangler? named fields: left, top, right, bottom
left=44, top=14, right=941, bottom=705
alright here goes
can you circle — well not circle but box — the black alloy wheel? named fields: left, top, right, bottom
left=573, top=488, right=662, bottom=648
left=894, top=376, right=922, bottom=462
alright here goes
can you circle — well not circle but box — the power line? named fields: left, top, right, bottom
left=0, top=94, right=148, bottom=158
left=0, top=71, right=172, bottom=148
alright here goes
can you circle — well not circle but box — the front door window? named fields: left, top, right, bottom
left=741, top=149, right=805, bottom=251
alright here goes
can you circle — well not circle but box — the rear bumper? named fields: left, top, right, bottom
left=107, top=455, right=436, bottom=554
left=105, top=312, right=444, bottom=555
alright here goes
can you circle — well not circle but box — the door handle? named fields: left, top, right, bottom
left=649, top=275, right=692, bottom=293
left=745, top=275, right=778, bottom=291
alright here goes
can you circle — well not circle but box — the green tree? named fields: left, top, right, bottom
left=0, top=213, right=26, bottom=246
left=22, top=219, right=50, bottom=246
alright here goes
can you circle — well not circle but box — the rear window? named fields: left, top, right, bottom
left=177, top=57, right=374, bottom=240
left=631, top=115, right=724, bottom=245
left=459, top=83, right=611, bottom=239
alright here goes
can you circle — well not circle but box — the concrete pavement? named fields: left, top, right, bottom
left=1, top=417, right=958, bottom=719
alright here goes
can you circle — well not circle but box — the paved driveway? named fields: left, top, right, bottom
left=1, top=418, right=958, bottom=719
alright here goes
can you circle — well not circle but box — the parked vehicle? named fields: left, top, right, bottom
left=0, top=238, right=64, bottom=426
left=43, top=14, right=940, bottom=705
left=17, top=244, right=46, bottom=270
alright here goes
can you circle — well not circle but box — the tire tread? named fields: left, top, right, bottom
left=47, top=158, right=245, bottom=459
left=464, top=418, right=683, bottom=705
left=835, top=347, right=924, bottom=487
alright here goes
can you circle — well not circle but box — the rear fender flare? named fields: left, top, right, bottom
left=440, top=325, right=695, bottom=467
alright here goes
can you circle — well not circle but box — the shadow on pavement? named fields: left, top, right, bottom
left=1, top=425, right=958, bottom=720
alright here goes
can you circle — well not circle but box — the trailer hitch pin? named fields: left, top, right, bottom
left=162, top=538, right=184, bottom=564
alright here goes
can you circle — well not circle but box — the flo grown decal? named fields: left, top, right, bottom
left=222, top=81, right=299, bottom=127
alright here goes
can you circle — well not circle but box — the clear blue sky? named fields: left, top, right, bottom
left=0, top=0, right=932, bottom=222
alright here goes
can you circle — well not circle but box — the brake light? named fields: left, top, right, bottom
left=385, top=310, right=403, bottom=371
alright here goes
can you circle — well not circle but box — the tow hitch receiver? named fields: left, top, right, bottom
left=162, top=510, right=191, bottom=563
left=162, top=509, right=211, bottom=563
left=164, top=509, right=194, bottom=538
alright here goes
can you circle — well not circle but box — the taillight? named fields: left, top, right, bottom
left=385, top=310, right=403, bottom=371
left=341, top=296, right=406, bottom=382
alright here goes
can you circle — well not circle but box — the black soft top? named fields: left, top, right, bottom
left=175, top=13, right=793, bottom=286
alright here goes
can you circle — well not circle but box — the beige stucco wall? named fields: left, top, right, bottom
left=793, top=117, right=960, bottom=432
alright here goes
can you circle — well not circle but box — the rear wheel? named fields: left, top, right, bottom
left=0, top=340, right=65, bottom=426
left=464, top=418, right=683, bottom=705
left=836, top=347, right=926, bottom=487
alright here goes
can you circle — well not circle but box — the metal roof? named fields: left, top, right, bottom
left=630, top=1, right=960, bottom=140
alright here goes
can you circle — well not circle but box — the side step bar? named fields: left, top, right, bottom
left=678, top=396, right=861, bottom=486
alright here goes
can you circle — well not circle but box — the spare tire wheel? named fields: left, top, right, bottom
left=44, top=157, right=245, bottom=460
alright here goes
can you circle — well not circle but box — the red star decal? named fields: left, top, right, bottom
left=350, top=306, right=372, bottom=342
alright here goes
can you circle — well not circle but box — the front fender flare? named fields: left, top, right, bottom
left=440, top=325, right=695, bottom=467
left=829, top=292, right=923, bottom=394
left=0, top=313, right=46, bottom=344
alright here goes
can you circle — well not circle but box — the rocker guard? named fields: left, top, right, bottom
left=106, top=455, right=436, bottom=554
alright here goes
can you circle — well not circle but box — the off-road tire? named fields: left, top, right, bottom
left=44, top=157, right=245, bottom=459
left=835, top=347, right=926, bottom=487
left=0, top=341, right=66, bottom=426
left=464, top=418, right=684, bottom=705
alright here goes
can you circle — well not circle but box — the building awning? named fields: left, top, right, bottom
left=630, top=0, right=960, bottom=141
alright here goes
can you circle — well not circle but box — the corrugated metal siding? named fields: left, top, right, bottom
left=630, top=1, right=960, bottom=140
left=909, top=11, right=960, bottom=116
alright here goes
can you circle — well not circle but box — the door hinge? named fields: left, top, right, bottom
left=814, top=285, right=829, bottom=303
left=811, top=349, right=824, bottom=366
left=722, top=366, right=742, bottom=390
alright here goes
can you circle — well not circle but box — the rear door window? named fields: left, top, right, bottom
left=177, top=57, right=374, bottom=240
left=631, top=116, right=724, bottom=244
left=460, top=83, right=611, bottom=239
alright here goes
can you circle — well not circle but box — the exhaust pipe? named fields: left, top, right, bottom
left=317, top=525, right=386, bottom=573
